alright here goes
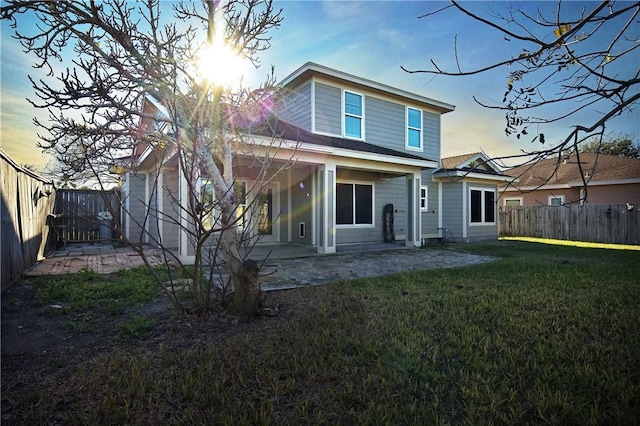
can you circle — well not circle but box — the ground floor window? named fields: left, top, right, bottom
left=470, top=187, right=496, bottom=224
left=336, top=182, right=374, bottom=226
left=199, top=179, right=215, bottom=230
left=234, top=181, right=247, bottom=230
left=549, top=195, right=564, bottom=206
left=199, top=179, right=247, bottom=230
left=504, top=198, right=522, bottom=207
left=420, top=186, right=428, bottom=210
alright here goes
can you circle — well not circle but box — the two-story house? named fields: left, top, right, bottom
left=120, top=62, right=504, bottom=263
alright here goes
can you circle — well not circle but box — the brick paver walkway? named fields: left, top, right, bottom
left=24, top=243, right=165, bottom=276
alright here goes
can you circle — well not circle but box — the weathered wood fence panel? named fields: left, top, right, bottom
left=54, top=189, right=121, bottom=243
left=1, top=151, right=57, bottom=289
left=499, top=204, right=640, bottom=245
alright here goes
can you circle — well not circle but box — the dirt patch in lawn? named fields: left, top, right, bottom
left=1, top=280, right=299, bottom=421
left=1, top=281, right=289, bottom=357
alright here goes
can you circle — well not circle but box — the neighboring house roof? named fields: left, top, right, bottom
left=504, top=153, right=640, bottom=190
left=433, top=152, right=510, bottom=182
left=279, top=62, right=456, bottom=114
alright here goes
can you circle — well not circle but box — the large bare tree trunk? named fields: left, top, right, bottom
left=217, top=216, right=262, bottom=316
left=228, top=258, right=261, bottom=316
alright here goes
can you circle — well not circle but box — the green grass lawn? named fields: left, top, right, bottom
left=4, top=240, right=640, bottom=424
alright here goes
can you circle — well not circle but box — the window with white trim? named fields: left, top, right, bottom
left=469, top=188, right=496, bottom=224
left=420, top=186, right=429, bottom=210
left=407, top=107, right=422, bottom=150
left=336, top=182, right=374, bottom=226
left=233, top=181, right=247, bottom=230
left=344, top=91, right=363, bottom=139
left=198, top=179, right=247, bottom=230
left=504, top=198, right=522, bottom=207
left=549, top=195, right=564, bottom=206
left=199, top=179, right=216, bottom=230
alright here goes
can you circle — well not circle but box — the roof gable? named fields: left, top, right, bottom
left=279, top=62, right=455, bottom=114
left=441, top=152, right=502, bottom=173
left=433, top=152, right=508, bottom=182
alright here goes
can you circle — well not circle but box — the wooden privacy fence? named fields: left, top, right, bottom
left=499, top=204, right=640, bottom=245
left=54, top=189, right=121, bottom=243
left=1, top=150, right=57, bottom=289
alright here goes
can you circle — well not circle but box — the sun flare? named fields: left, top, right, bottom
left=196, top=41, right=246, bottom=88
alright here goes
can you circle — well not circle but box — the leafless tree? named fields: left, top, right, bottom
left=1, top=0, right=286, bottom=315
left=405, top=1, right=639, bottom=179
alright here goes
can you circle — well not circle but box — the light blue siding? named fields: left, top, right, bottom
left=279, top=80, right=443, bottom=164
left=366, top=97, right=405, bottom=151
left=420, top=172, right=439, bottom=236
left=440, top=180, right=499, bottom=242
left=440, top=181, right=464, bottom=241
left=161, top=169, right=180, bottom=249
left=314, top=82, right=342, bottom=135
left=287, top=166, right=314, bottom=244
left=279, top=82, right=312, bottom=131
left=149, top=175, right=159, bottom=244
left=378, top=176, right=408, bottom=240
left=125, top=172, right=147, bottom=244
left=423, top=112, right=440, bottom=162
left=466, top=183, right=499, bottom=241
left=364, top=96, right=440, bottom=161
left=334, top=172, right=408, bottom=245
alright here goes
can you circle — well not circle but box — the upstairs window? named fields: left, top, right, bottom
left=470, top=188, right=496, bottom=224
left=344, top=91, right=363, bottom=139
left=407, top=107, right=422, bottom=150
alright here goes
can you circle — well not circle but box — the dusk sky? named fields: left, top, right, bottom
left=1, top=1, right=638, bottom=171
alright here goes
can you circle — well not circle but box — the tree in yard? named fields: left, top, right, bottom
left=404, top=1, right=639, bottom=169
left=1, top=0, right=286, bottom=316
left=577, top=132, right=640, bottom=158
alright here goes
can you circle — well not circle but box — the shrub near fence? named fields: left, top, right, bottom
left=499, top=204, right=640, bottom=245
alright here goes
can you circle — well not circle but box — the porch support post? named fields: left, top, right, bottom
left=144, top=172, right=150, bottom=244
left=123, top=172, right=130, bottom=240
left=406, top=172, right=422, bottom=247
left=178, top=161, right=195, bottom=264
left=317, top=163, right=336, bottom=254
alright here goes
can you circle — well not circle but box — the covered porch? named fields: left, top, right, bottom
left=186, top=144, right=438, bottom=262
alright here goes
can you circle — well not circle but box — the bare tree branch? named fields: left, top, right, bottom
left=1, top=0, right=286, bottom=316
left=405, top=0, right=639, bottom=169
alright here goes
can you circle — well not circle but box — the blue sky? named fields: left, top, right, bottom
left=1, top=1, right=638, bottom=170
